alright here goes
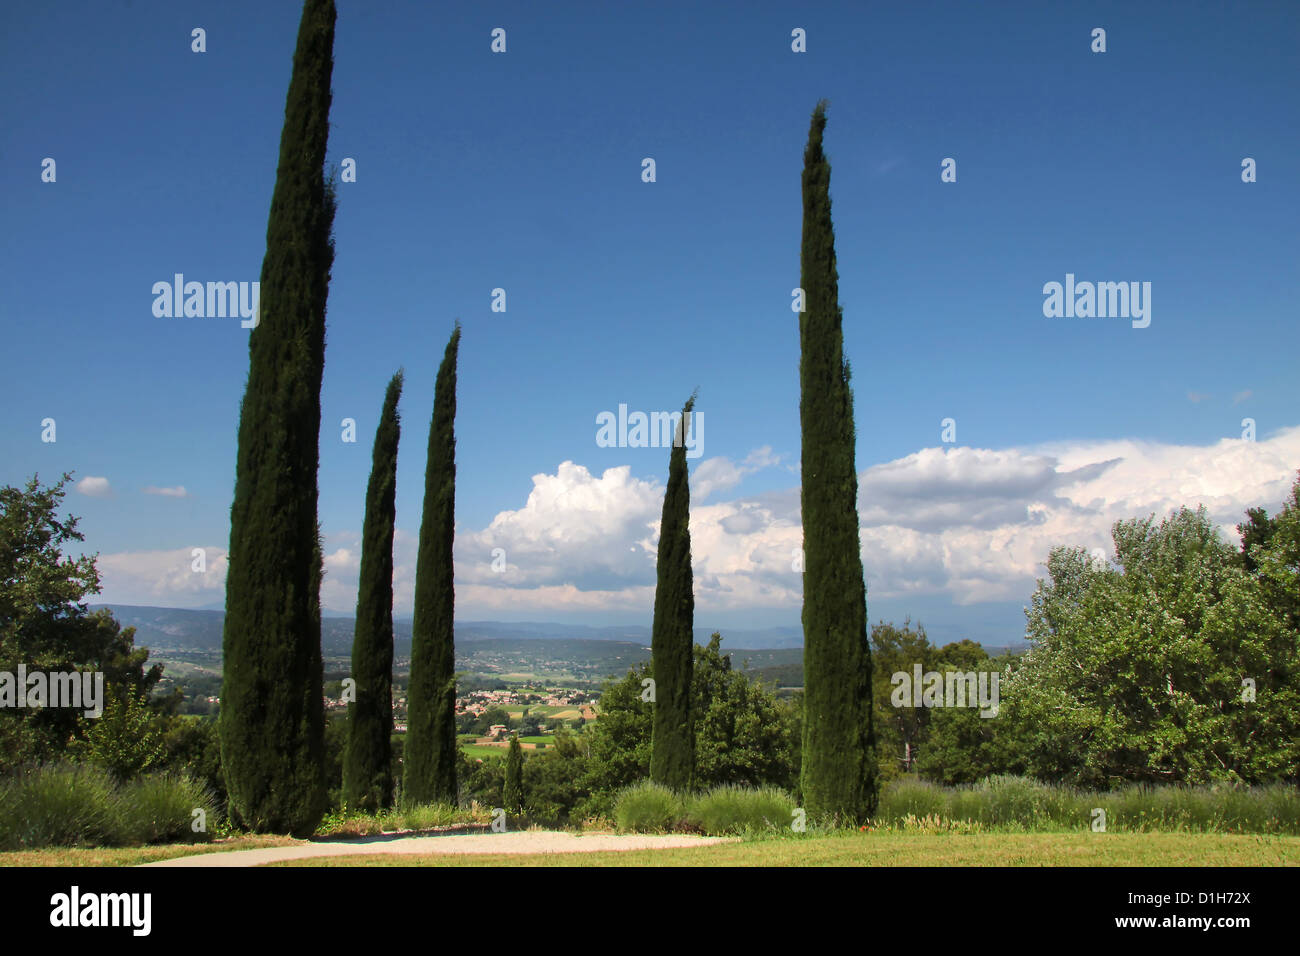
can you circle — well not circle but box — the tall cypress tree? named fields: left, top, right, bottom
left=798, top=101, right=877, bottom=823
left=404, top=324, right=461, bottom=806
left=649, top=394, right=697, bottom=791
left=504, top=734, right=523, bottom=814
left=219, top=0, right=336, bottom=836
left=343, top=371, right=404, bottom=812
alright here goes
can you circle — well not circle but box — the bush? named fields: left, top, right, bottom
left=687, top=785, right=795, bottom=835
left=614, top=781, right=684, bottom=833
left=0, top=763, right=118, bottom=849
left=117, top=773, right=215, bottom=844
left=0, top=763, right=216, bottom=849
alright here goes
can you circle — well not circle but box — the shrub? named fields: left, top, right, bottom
left=117, top=773, right=215, bottom=844
left=614, top=781, right=683, bottom=833
left=0, top=763, right=118, bottom=850
left=0, top=763, right=216, bottom=849
left=687, top=785, right=795, bottom=835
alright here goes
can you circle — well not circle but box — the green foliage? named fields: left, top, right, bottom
left=686, top=785, right=795, bottom=835
left=0, top=763, right=216, bottom=849
left=405, top=325, right=461, bottom=806
left=875, top=775, right=1300, bottom=834
left=79, top=685, right=164, bottom=782
left=870, top=620, right=937, bottom=781
left=504, top=735, right=523, bottom=813
left=693, top=635, right=800, bottom=790
left=220, top=0, right=337, bottom=837
left=344, top=371, right=404, bottom=813
left=0, top=473, right=165, bottom=771
left=315, top=802, right=488, bottom=838
left=159, top=716, right=226, bottom=813
left=797, top=100, right=876, bottom=823
left=650, top=394, right=697, bottom=791
left=1007, top=500, right=1300, bottom=786
left=614, top=781, right=684, bottom=833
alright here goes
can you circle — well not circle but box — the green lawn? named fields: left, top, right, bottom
left=269, top=831, right=1300, bottom=867
left=0, top=834, right=298, bottom=867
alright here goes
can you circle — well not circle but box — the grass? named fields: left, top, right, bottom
left=316, top=803, right=491, bottom=838
left=0, top=834, right=297, bottom=867
left=269, top=831, right=1300, bottom=867
left=613, top=782, right=796, bottom=835
left=879, top=775, right=1300, bottom=834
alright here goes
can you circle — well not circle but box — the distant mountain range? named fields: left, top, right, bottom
left=90, top=605, right=809, bottom=655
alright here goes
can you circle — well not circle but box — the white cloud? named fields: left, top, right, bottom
left=75, top=476, right=112, bottom=498
left=94, top=428, right=1300, bottom=622
left=692, top=446, right=783, bottom=501
left=97, top=546, right=227, bottom=606
left=143, top=485, right=189, bottom=498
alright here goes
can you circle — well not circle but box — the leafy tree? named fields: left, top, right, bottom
left=220, top=0, right=337, bottom=836
left=693, top=635, right=799, bottom=790
left=581, top=662, right=653, bottom=808
left=522, top=729, right=588, bottom=825
left=0, top=472, right=164, bottom=771
left=344, top=371, right=404, bottom=812
left=650, top=394, right=697, bottom=792
left=1238, top=472, right=1300, bottom=634
left=405, top=324, right=461, bottom=805
left=159, top=716, right=227, bottom=810
left=79, top=684, right=164, bottom=782
left=916, top=647, right=1024, bottom=785
left=1007, top=503, right=1300, bottom=786
left=504, top=735, right=523, bottom=813
left=870, top=620, right=937, bottom=781
left=797, top=100, right=877, bottom=823
left=583, top=635, right=801, bottom=812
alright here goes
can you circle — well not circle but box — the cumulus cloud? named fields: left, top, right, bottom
left=143, top=485, right=189, bottom=498
left=449, top=425, right=1300, bottom=616
left=75, top=476, right=112, bottom=498
left=95, top=428, right=1300, bottom=623
left=97, top=546, right=227, bottom=605
left=692, top=446, right=783, bottom=500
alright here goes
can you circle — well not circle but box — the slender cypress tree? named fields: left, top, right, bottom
left=404, top=324, right=461, bottom=806
left=219, top=0, right=336, bottom=836
left=504, top=735, right=523, bottom=813
left=797, top=101, right=877, bottom=823
left=649, top=394, right=697, bottom=791
left=343, top=371, right=404, bottom=812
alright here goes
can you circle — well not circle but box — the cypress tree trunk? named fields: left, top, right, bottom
left=504, top=735, right=523, bottom=813
left=404, top=325, right=461, bottom=806
left=797, top=101, right=878, bottom=824
left=219, top=0, right=336, bottom=836
left=343, top=371, right=404, bottom=812
left=649, top=394, right=696, bottom=791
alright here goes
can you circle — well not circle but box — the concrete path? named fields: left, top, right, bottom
left=143, top=831, right=735, bottom=866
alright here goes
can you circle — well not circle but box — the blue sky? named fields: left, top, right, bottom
left=2, top=0, right=1297, bottom=645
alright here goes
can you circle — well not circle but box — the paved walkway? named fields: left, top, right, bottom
left=143, top=831, right=735, bottom=866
